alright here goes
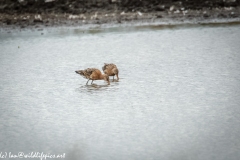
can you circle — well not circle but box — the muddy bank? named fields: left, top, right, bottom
left=0, top=0, right=240, bottom=30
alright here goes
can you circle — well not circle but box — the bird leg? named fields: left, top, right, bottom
left=91, top=80, right=94, bottom=84
left=86, top=79, right=90, bottom=85
left=116, top=74, right=119, bottom=81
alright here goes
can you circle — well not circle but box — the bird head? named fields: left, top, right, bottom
left=103, top=74, right=110, bottom=85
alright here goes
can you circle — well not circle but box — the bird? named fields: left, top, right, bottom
left=102, top=63, right=119, bottom=81
left=75, top=68, right=110, bottom=85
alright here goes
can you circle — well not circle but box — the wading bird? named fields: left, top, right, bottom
left=75, top=68, right=110, bottom=85
left=102, top=63, right=119, bottom=81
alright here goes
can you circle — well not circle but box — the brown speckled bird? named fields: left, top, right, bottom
left=75, top=68, right=110, bottom=85
left=102, top=63, right=119, bottom=80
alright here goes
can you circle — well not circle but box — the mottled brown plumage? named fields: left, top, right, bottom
left=75, top=68, right=110, bottom=85
left=102, top=63, right=119, bottom=80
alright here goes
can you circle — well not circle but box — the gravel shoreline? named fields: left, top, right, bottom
left=1, top=0, right=240, bottom=31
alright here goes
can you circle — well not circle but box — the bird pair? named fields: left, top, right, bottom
left=75, top=63, right=119, bottom=85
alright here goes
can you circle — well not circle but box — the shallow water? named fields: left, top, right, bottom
left=0, top=24, right=240, bottom=160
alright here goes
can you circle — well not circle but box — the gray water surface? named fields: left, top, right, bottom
left=0, top=24, right=240, bottom=160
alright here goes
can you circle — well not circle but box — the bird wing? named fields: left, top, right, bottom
left=102, top=63, right=117, bottom=71
left=79, top=68, right=97, bottom=79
